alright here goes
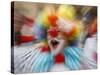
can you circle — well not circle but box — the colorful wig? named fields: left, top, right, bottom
left=33, top=5, right=81, bottom=45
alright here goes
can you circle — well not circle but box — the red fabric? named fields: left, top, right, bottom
left=88, top=19, right=97, bottom=36
left=20, top=35, right=36, bottom=43
left=24, top=17, right=34, bottom=27
left=55, top=53, right=65, bottom=63
left=41, top=45, right=50, bottom=52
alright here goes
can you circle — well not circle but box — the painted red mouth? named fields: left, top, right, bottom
left=50, top=40, right=59, bottom=48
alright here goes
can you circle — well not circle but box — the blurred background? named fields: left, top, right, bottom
left=11, top=1, right=97, bottom=49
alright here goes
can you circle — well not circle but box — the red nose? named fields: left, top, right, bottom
left=48, top=28, right=59, bottom=37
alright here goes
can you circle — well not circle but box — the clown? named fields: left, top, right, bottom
left=13, top=5, right=97, bottom=73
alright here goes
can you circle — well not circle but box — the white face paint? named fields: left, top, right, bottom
left=47, top=31, right=67, bottom=56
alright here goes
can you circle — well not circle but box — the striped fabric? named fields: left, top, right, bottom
left=13, top=45, right=96, bottom=73
left=64, top=47, right=83, bottom=70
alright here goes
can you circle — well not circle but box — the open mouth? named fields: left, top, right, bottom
left=50, top=40, right=59, bottom=48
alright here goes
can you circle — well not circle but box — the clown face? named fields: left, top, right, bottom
left=47, top=27, right=68, bottom=56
